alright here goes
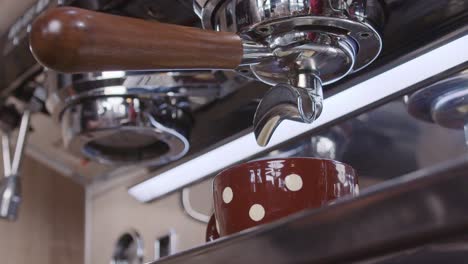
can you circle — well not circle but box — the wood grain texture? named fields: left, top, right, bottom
left=0, top=155, right=84, bottom=264
left=29, top=7, right=243, bottom=73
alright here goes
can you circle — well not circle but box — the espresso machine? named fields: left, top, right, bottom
left=0, top=0, right=467, bottom=263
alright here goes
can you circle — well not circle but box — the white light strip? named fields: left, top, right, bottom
left=129, top=35, right=468, bottom=202
left=101, top=71, right=126, bottom=78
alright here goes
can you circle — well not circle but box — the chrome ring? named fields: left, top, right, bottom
left=61, top=95, right=191, bottom=166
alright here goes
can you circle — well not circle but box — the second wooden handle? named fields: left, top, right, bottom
left=29, top=7, right=243, bottom=73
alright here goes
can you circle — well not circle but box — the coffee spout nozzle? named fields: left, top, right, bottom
left=253, top=75, right=323, bottom=147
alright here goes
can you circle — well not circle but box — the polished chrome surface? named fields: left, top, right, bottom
left=11, top=110, right=30, bottom=175
left=0, top=110, right=30, bottom=221
left=2, top=134, right=11, bottom=177
left=432, top=88, right=468, bottom=129
left=408, top=70, right=468, bottom=126
left=239, top=16, right=380, bottom=75
left=111, top=230, right=144, bottom=264
left=433, top=87, right=468, bottom=146
left=246, top=32, right=356, bottom=85
left=46, top=71, right=245, bottom=120
left=196, top=0, right=382, bottom=146
left=62, top=93, right=191, bottom=166
left=408, top=70, right=468, bottom=145
left=198, top=0, right=369, bottom=31
left=254, top=81, right=323, bottom=146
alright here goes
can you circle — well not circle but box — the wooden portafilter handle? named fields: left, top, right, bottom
left=29, top=7, right=244, bottom=73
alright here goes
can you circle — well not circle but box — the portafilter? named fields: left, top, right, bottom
left=48, top=73, right=192, bottom=166
left=29, top=3, right=383, bottom=146
left=46, top=71, right=240, bottom=166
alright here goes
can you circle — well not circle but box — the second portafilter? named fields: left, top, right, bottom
left=408, top=70, right=468, bottom=146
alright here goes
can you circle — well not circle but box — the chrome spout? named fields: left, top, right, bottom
left=254, top=77, right=323, bottom=146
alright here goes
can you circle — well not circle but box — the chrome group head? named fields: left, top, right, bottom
left=196, top=0, right=383, bottom=145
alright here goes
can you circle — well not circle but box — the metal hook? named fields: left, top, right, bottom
left=2, top=134, right=11, bottom=177
left=11, top=110, right=31, bottom=176
left=0, top=109, right=30, bottom=221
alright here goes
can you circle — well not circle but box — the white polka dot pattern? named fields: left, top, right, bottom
left=336, top=164, right=347, bottom=184
left=285, top=174, right=303, bottom=191
left=222, top=187, right=233, bottom=204
left=249, top=204, right=265, bottom=222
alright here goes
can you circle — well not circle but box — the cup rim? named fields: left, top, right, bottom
left=214, top=157, right=355, bottom=181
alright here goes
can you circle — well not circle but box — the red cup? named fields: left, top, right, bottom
left=206, top=158, right=358, bottom=241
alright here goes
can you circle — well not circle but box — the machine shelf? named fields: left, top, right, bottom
left=151, top=155, right=468, bottom=264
